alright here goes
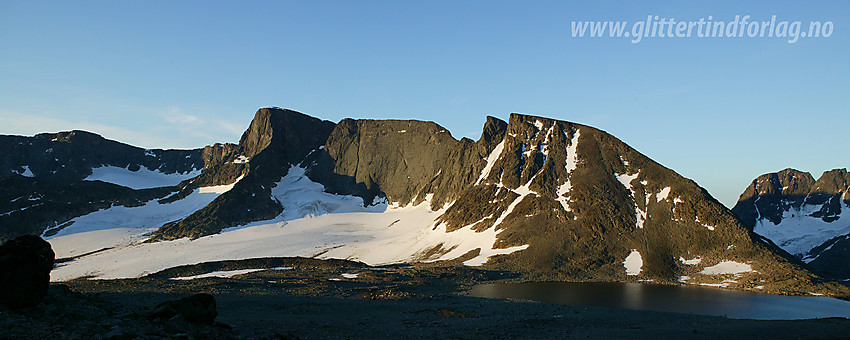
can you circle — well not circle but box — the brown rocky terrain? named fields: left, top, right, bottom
left=5, top=258, right=850, bottom=339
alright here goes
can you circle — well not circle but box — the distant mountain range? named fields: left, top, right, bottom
left=732, top=168, right=850, bottom=281
left=1, top=108, right=846, bottom=296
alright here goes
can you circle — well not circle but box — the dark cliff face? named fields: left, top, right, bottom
left=306, top=118, right=494, bottom=209
left=807, top=169, right=850, bottom=220
left=0, top=130, right=202, bottom=180
left=238, top=107, right=336, bottom=162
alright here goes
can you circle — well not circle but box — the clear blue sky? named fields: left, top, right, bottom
left=1, top=1, right=848, bottom=207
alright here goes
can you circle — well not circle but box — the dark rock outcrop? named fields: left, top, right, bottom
left=0, top=235, right=55, bottom=309
left=807, top=233, right=850, bottom=280
left=307, top=118, right=495, bottom=208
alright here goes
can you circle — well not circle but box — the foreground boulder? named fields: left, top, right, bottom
left=0, top=235, right=55, bottom=309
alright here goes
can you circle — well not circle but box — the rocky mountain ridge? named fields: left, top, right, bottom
left=0, top=130, right=239, bottom=242
left=0, top=130, right=202, bottom=180
left=2, top=108, right=848, bottom=295
left=732, top=168, right=850, bottom=280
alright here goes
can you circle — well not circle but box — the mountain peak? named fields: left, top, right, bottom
left=812, top=168, right=850, bottom=195
left=732, top=167, right=850, bottom=280
left=478, top=116, right=507, bottom=151
left=238, top=107, right=334, bottom=160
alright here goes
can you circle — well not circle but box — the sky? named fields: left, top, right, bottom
left=1, top=1, right=848, bottom=208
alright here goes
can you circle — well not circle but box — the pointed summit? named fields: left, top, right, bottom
left=239, top=107, right=335, bottom=161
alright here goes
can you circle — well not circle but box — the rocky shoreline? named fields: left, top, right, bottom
left=2, top=258, right=848, bottom=339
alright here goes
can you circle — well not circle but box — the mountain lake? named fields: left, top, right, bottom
left=466, top=281, right=850, bottom=320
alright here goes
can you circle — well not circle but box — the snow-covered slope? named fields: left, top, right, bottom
left=85, top=166, right=201, bottom=189
left=753, top=203, right=850, bottom=259
left=47, top=177, right=243, bottom=261
left=48, top=166, right=528, bottom=281
left=732, top=168, right=850, bottom=280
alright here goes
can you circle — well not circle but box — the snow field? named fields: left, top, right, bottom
left=85, top=165, right=200, bottom=189
left=753, top=203, right=850, bottom=257
left=49, top=166, right=529, bottom=281
left=48, top=177, right=243, bottom=261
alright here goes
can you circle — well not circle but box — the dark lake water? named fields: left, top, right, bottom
left=466, top=282, right=850, bottom=320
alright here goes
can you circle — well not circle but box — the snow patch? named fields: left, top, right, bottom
left=475, top=140, right=505, bottom=186
left=170, top=267, right=293, bottom=280
left=533, top=120, right=544, bottom=131
left=694, top=216, right=716, bottom=231
left=699, top=261, right=754, bottom=275
left=699, top=279, right=738, bottom=288
left=262, top=166, right=383, bottom=223
left=199, top=175, right=244, bottom=194
left=15, top=165, right=34, bottom=177
left=1, top=203, right=44, bottom=217
left=86, top=166, right=201, bottom=189
left=341, top=273, right=359, bottom=279
left=232, top=155, right=249, bottom=164
left=623, top=249, right=643, bottom=275
left=615, top=171, right=646, bottom=229
left=679, top=256, right=702, bottom=265
left=556, top=129, right=581, bottom=213
left=616, top=172, right=639, bottom=191
left=656, top=187, right=671, bottom=202
left=803, top=235, right=849, bottom=264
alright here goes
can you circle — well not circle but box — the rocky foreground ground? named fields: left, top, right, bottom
left=1, top=258, right=849, bottom=339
